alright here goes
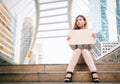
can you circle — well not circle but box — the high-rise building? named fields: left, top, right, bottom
left=89, top=0, right=102, bottom=33
left=116, top=0, right=120, bottom=42
left=89, top=0, right=109, bottom=41
left=20, top=17, right=33, bottom=64
left=100, top=0, right=109, bottom=41
left=0, top=2, right=16, bottom=64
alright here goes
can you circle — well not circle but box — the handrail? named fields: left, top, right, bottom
left=91, top=41, right=120, bottom=60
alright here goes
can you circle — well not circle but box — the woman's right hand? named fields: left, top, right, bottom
left=67, top=35, right=71, bottom=40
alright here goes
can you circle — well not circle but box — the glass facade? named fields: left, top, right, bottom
left=116, top=0, right=120, bottom=42
left=89, top=0, right=102, bottom=37
left=100, top=0, right=109, bottom=41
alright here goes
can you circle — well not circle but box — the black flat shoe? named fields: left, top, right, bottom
left=91, top=72, right=100, bottom=83
left=64, top=72, right=73, bottom=82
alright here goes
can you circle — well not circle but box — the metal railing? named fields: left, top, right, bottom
left=91, top=41, right=120, bottom=60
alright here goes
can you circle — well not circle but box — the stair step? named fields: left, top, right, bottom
left=0, top=82, right=119, bottom=84
left=0, top=71, right=120, bottom=82
left=0, top=63, right=119, bottom=72
left=0, top=63, right=119, bottom=82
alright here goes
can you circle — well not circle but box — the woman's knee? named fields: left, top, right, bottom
left=82, top=49, right=89, bottom=54
left=75, top=48, right=81, bottom=52
left=82, top=49, right=93, bottom=58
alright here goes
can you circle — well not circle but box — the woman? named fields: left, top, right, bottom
left=64, top=15, right=100, bottom=82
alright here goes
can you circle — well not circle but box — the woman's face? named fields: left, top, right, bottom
left=76, top=16, right=86, bottom=29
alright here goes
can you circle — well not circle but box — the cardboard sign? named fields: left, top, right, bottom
left=68, top=29, right=95, bottom=45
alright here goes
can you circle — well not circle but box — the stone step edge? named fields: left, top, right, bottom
left=1, top=63, right=120, bottom=66
left=0, top=71, right=120, bottom=74
left=0, top=82, right=120, bottom=84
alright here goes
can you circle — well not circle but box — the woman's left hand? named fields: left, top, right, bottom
left=92, top=33, right=96, bottom=38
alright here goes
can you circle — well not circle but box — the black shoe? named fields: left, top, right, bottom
left=91, top=72, right=100, bottom=83
left=64, top=72, right=73, bottom=82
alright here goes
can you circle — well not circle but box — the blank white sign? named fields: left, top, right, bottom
left=68, top=29, right=95, bottom=45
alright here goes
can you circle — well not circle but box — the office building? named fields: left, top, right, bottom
left=116, top=0, right=120, bottom=42
left=20, top=17, right=33, bottom=64
left=0, top=2, right=16, bottom=64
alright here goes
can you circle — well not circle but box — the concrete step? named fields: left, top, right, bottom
left=0, top=82, right=120, bottom=84
left=0, top=63, right=120, bottom=72
left=0, top=63, right=119, bottom=82
left=0, top=71, right=120, bottom=82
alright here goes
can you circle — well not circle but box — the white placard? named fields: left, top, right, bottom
left=68, top=29, right=95, bottom=45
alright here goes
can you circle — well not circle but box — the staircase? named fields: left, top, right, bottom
left=0, top=63, right=120, bottom=83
